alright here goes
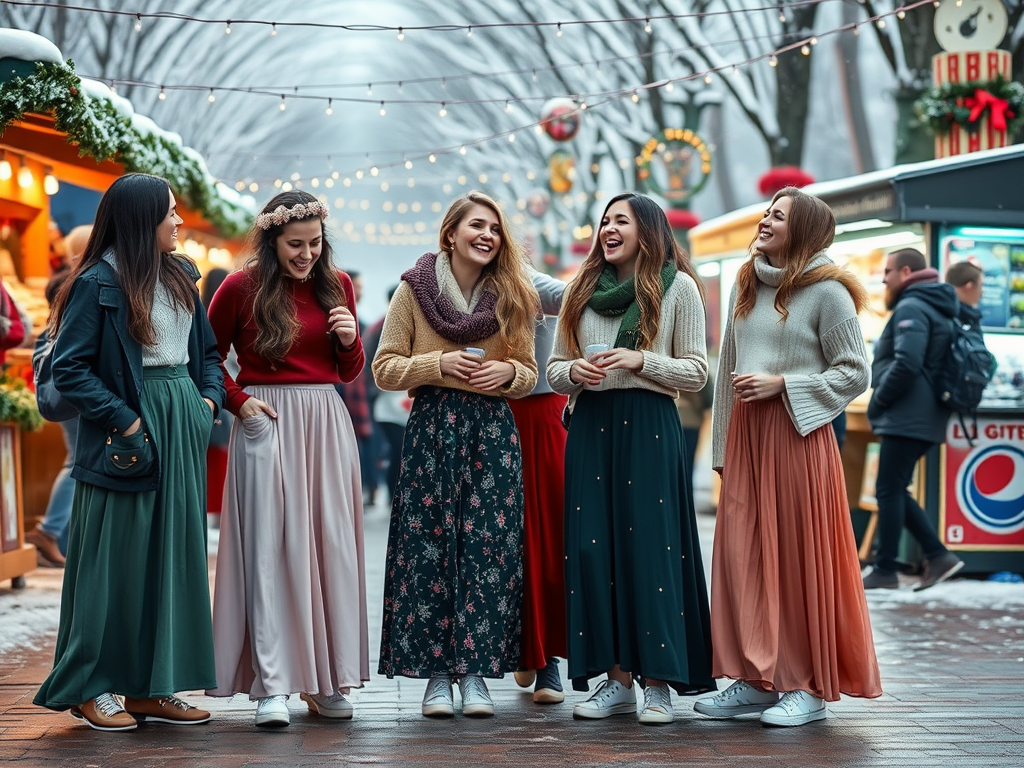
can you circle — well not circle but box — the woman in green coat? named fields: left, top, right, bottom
left=34, top=173, right=224, bottom=732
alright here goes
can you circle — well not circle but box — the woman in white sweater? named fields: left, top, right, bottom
left=694, top=186, right=882, bottom=727
left=548, top=193, right=714, bottom=725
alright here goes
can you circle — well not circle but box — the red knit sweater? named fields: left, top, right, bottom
left=207, top=269, right=365, bottom=415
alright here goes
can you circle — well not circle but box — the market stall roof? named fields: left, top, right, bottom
left=690, top=144, right=1024, bottom=257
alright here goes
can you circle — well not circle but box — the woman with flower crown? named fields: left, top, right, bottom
left=206, top=190, right=369, bottom=728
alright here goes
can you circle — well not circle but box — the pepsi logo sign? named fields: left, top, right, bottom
left=955, top=445, right=1024, bottom=536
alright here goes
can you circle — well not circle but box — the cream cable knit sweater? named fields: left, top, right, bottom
left=372, top=254, right=538, bottom=399
left=711, top=255, right=870, bottom=469
left=547, top=271, right=708, bottom=406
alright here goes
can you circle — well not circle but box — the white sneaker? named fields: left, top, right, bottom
left=638, top=684, right=673, bottom=725
left=572, top=679, right=636, bottom=720
left=693, top=680, right=779, bottom=719
left=458, top=675, right=494, bottom=717
left=759, top=690, right=826, bottom=727
left=255, top=695, right=290, bottom=727
left=300, top=691, right=353, bottom=719
left=421, top=676, right=454, bottom=717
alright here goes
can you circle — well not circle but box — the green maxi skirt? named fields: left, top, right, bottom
left=564, top=388, right=714, bottom=695
left=35, top=365, right=216, bottom=710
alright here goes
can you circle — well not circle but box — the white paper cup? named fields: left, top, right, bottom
left=465, top=347, right=485, bottom=358
left=583, top=343, right=609, bottom=389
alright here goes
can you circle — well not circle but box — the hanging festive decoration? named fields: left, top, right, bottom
left=664, top=208, right=701, bottom=231
left=917, top=76, right=1023, bottom=135
left=637, top=129, right=711, bottom=203
left=0, top=60, right=253, bottom=237
left=526, top=189, right=551, bottom=217
left=539, top=97, right=582, bottom=142
left=757, top=166, right=815, bottom=198
left=548, top=150, right=576, bottom=194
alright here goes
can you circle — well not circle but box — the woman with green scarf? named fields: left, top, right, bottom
left=547, top=192, right=714, bottom=725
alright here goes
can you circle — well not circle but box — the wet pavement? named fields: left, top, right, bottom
left=2, top=499, right=1023, bottom=767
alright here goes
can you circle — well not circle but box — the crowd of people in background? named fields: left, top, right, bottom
left=27, top=172, right=987, bottom=735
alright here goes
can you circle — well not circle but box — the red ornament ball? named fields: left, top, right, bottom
left=664, top=208, right=701, bottom=231
left=540, top=98, right=581, bottom=142
left=757, top=166, right=814, bottom=198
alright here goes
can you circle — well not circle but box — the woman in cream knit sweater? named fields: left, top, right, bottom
left=548, top=192, right=714, bottom=725
left=373, top=191, right=538, bottom=719
left=694, top=186, right=882, bottom=727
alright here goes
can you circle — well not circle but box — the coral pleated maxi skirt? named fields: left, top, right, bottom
left=711, top=397, right=882, bottom=701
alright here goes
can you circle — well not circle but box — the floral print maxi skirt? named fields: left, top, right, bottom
left=378, top=386, right=524, bottom=679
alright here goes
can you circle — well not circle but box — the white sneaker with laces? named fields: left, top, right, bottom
left=300, top=691, right=353, bottom=719
left=421, top=676, right=454, bottom=717
left=759, top=690, right=826, bottom=727
left=255, top=695, right=290, bottom=727
left=693, top=680, right=779, bottom=719
left=572, top=679, right=636, bottom=720
left=458, top=674, right=495, bottom=717
left=638, top=684, right=673, bottom=725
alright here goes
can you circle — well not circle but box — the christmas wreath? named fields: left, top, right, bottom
left=915, top=75, right=1024, bottom=137
left=0, top=60, right=253, bottom=237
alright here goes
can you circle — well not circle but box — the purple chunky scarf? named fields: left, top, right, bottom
left=401, top=252, right=500, bottom=344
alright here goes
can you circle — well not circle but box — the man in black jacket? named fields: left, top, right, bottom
left=864, top=248, right=964, bottom=591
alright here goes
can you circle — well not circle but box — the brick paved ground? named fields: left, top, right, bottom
left=2, top=500, right=1023, bottom=767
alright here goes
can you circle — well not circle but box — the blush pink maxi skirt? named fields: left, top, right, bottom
left=711, top=397, right=882, bottom=702
left=209, top=384, right=369, bottom=699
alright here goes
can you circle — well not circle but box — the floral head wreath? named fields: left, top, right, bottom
left=254, top=200, right=330, bottom=230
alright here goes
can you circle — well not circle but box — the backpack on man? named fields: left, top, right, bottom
left=930, top=314, right=996, bottom=446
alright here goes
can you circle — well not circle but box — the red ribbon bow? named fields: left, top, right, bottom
left=965, top=88, right=1012, bottom=132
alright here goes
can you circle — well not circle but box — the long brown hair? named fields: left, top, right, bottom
left=243, top=190, right=346, bottom=363
left=48, top=173, right=197, bottom=344
left=734, top=186, right=868, bottom=320
left=438, top=191, right=538, bottom=355
left=557, top=192, right=705, bottom=356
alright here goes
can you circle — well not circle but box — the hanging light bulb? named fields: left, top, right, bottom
left=664, top=82, right=674, bottom=92
left=644, top=18, right=652, bottom=34
left=428, top=154, right=437, bottom=163
left=897, top=10, right=906, bottom=19
left=459, top=145, right=467, bottom=155
left=379, top=102, right=386, bottom=116
left=810, top=36, right=818, bottom=45
left=208, top=89, right=216, bottom=103
left=778, top=13, right=786, bottom=23
left=367, top=83, right=373, bottom=96
left=370, top=166, right=379, bottom=176
left=134, top=14, right=142, bottom=32
left=397, top=27, right=404, bottom=41
left=325, top=99, right=333, bottom=115
left=704, top=73, right=713, bottom=84
left=271, top=23, right=277, bottom=36
left=225, top=21, right=232, bottom=34
left=769, top=54, right=778, bottom=67
left=0, top=153, right=11, bottom=181
left=280, top=95, right=287, bottom=111
left=18, top=158, right=33, bottom=189
left=631, top=91, right=640, bottom=103
left=508, top=134, right=516, bottom=142
left=44, top=167, right=59, bottom=195
left=466, top=26, right=473, bottom=37
left=556, top=23, right=563, bottom=37
left=504, top=100, right=511, bottom=113
left=439, top=102, right=447, bottom=117
left=405, top=159, right=413, bottom=170
left=801, top=44, right=811, bottom=55
left=249, top=182, right=259, bottom=192
left=158, top=86, right=166, bottom=100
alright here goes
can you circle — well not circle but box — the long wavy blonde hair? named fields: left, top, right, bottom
left=557, top=192, right=705, bottom=356
left=437, top=191, right=538, bottom=355
left=734, top=186, right=868, bottom=319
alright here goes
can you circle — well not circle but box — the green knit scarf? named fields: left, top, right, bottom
left=586, top=262, right=677, bottom=350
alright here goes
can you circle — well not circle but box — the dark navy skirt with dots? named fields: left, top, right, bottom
left=563, top=388, right=714, bottom=695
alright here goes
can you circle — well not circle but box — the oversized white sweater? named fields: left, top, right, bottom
left=547, top=271, right=708, bottom=405
left=711, top=255, right=870, bottom=469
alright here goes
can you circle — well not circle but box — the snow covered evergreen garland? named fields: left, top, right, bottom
left=915, top=75, right=1024, bottom=137
left=0, top=60, right=253, bottom=237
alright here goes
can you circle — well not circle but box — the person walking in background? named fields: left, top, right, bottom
left=946, top=259, right=985, bottom=337
left=696, top=187, right=880, bottom=728
left=675, top=374, right=714, bottom=506
left=510, top=269, right=568, bottom=705
left=200, top=267, right=232, bottom=523
left=365, top=284, right=406, bottom=504
left=373, top=191, right=538, bottom=718
left=34, top=173, right=223, bottom=731
left=547, top=192, right=714, bottom=725
left=0, top=275, right=25, bottom=365
left=862, top=248, right=965, bottom=591
left=206, top=190, right=369, bottom=728
left=26, top=224, right=91, bottom=567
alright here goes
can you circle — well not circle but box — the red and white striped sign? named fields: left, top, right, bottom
left=932, top=50, right=1013, bottom=159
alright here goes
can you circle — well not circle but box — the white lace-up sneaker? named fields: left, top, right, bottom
left=693, top=680, right=779, bottom=719
left=638, top=684, right=673, bottom=725
left=255, top=695, right=290, bottom=727
left=300, top=691, right=354, bottom=719
left=421, top=676, right=454, bottom=717
left=458, top=675, right=494, bottom=717
left=759, top=690, right=826, bottom=727
left=572, top=679, right=636, bottom=720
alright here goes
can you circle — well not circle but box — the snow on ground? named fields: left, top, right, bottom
left=863, top=578, right=1024, bottom=610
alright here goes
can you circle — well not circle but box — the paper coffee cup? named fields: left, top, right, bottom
left=465, top=347, right=485, bottom=358
left=583, top=343, right=609, bottom=390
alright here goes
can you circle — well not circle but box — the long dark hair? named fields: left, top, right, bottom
left=243, top=190, right=345, bottom=363
left=558, top=192, right=705, bottom=355
left=48, top=173, right=197, bottom=344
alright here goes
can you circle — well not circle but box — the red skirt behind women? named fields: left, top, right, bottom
left=711, top=397, right=882, bottom=701
left=508, top=392, right=568, bottom=670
